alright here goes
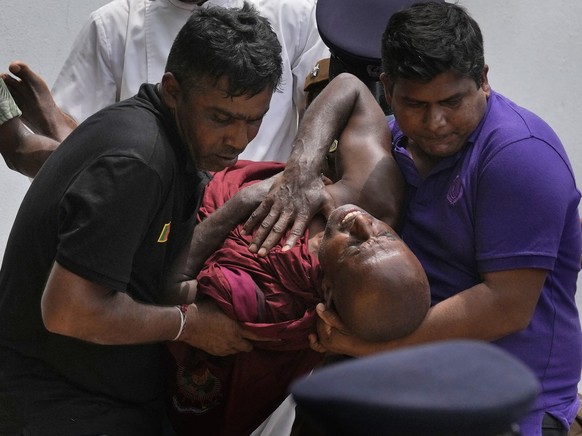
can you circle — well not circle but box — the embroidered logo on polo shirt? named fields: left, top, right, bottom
left=447, top=175, right=463, bottom=205
left=158, top=222, right=171, bottom=243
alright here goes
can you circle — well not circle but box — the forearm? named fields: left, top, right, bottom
left=0, top=118, right=58, bottom=177
left=61, top=291, right=183, bottom=345
left=348, top=281, right=539, bottom=356
left=186, top=189, right=263, bottom=275
left=44, top=282, right=248, bottom=354
left=318, top=269, right=545, bottom=358
left=43, top=262, right=258, bottom=355
left=366, top=295, right=509, bottom=355
left=286, top=73, right=369, bottom=178
left=41, top=265, right=182, bottom=345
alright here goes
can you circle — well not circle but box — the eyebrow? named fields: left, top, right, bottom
left=211, top=107, right=267, bottom=122
left=403, top=91, right=465, bottom=105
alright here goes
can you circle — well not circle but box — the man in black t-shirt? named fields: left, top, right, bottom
left=0, top=4, right=282, bottom=435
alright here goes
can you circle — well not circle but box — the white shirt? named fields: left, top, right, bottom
left=51, top=0, right=329, bottom=162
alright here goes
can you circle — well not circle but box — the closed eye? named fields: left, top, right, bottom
left=211, top=114, right=233, bottom=125
left=441, top=97, right=463, bottom=108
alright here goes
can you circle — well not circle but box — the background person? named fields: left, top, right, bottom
left=37, top=0, right=328, bottom=163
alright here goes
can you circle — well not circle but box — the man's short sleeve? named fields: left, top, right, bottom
left=475, top=138, right=579, bottom=271
left=55, top=156, right=163, bottom=291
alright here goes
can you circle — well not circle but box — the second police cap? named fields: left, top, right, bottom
left=291, top=340, right=540, bottom=436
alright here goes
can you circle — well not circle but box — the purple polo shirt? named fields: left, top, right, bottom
left=392, top=89, right=582, bottom=434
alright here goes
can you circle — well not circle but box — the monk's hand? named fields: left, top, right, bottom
left=243, top=163, right=329, bottom=257
left=309, top=303, right=363, bottom=356
left=237, top=173, right=279, bottom=208
left=181, top=299, right=254, bottom=356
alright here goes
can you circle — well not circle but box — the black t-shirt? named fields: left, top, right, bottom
left=0, top=84, right=209, bottom=405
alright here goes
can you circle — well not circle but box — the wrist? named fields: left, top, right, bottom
left=172, top=304, right=190, bottom=341
left=289, top=138, right=328, bottom=177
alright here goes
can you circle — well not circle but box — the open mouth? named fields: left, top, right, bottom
left=341, top=210, right=362, bottom=224
left=333, top=206, right=363, bottom=230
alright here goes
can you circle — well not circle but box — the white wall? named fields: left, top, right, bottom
left=461, top=0, right=582, bottom=177
left=0, top=0, right=110, bottom=254
left=1, top=0, right=581, bottom=360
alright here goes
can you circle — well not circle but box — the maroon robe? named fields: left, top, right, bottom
left=167, top=161, right=324, bottom=436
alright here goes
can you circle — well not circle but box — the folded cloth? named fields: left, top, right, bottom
left=0, top=78, right=22, bottom=125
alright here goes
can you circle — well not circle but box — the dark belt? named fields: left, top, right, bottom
left=542, top=413, right=566, bottom=432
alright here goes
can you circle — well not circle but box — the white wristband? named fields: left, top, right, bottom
left=172, top=305, right=187, bottom=341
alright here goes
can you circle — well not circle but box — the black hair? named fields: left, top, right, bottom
left=165, top=1, right=283, bottom=97
left=381, top=2, right=485, bottom=87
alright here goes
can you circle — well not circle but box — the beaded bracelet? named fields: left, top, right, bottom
left=172, top=304, right=189, bottom=341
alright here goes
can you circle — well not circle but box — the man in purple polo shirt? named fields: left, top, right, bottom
left=245, top=2, right=582, bottom=435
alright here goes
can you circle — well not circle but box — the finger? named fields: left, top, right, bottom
left=316, top=304, right=340, bottom=329
left=213, top=347, right=241, bottom=357
left=242, top=200, right=274, bottom=238
left=314, top=326, right=333, bottom=350
left=1, top=71, right=27, bottom=111
left=315, top=315, right=332, bottom=339
left=281, top=212, right=311, bottom=252
left=2, top=74, right=22, bottom=90
left=317, top=304, right=338, bottom=325
left=317, top=305, right=351, bottom=334
left=256, top=222, right=293, bottom=257
left=232, top=339, right=253, bottom=353
left=7, top=60, right=24, bottom=76
left=308, top=333, right=327, bottom=353
left=248, top=218, right=284, bottom=254
left=8, top=61, right=41, bottom=87
left=321, top=174, right=333, bottom=185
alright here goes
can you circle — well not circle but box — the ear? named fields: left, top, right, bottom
left=480, top=65, right=491, bottom=97
left=379, top=72, right=393, bottom=107
left=160, top=72, right=182, bottom=110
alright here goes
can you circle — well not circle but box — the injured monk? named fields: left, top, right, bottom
left=166, top=162, right=430, bottom=436
left=164, top=85, right=430, bottom=435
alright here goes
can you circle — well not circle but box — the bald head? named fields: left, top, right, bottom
left=319, top=205, right=430, bottom=342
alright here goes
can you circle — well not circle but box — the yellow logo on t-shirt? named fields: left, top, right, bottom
left=158, top=222, right=171, bottom=243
